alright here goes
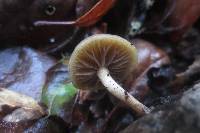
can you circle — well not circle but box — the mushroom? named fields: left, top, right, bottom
left=69, top=34, right=150, bottom=115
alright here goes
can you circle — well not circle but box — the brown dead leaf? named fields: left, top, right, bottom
left=34, top=0, right=116, bottom=27
left=0, top=88, right=45, bottom=123
left=124, top=39, right=171, bottom=101
left=75, top=0, right=116, bottom=27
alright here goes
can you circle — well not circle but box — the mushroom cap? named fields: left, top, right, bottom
left=69, top=34, right=137, bottom=90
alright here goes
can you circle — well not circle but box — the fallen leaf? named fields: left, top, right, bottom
left=42, top=83, right=77, bottom=116
left=0, top=88, right=45, bottom=123
left=124, top=39, right=171, bottom=101
left=75, top=0, right=116, bottom=27
left=76, top=0, right=99, bottom=17
left=0, top=47, right=55, bottom=101
left=34, top=0, right=116, bottom=27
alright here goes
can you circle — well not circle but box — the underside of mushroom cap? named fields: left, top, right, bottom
left=69, top=34, right=137, bottom=90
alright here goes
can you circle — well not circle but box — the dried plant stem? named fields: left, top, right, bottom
left=98, top=67, right=151, bottom=115
left=34, top=21, right=75, bottom=26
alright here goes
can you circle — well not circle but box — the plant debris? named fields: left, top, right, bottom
left=0, top=0, right=200, bottom=132
left=0, top=88, right=44, bottom=123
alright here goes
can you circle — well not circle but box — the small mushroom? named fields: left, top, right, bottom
left=69, top=34, right=150, bottom=115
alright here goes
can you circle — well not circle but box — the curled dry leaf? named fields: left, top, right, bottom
left=0, top=88, right=45, bottom=123
left=75, top=0, right=116, bottom=27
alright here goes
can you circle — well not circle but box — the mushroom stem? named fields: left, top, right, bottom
left=98, top=67, right=151, bottom=115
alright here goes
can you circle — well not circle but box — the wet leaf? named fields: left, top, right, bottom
left=125, top=39, right=171, bottom=101
left=42, top=82, right=77, bottom=116
left=0, top=47, right=55, bottom=101
left=41, top=62, right=80, bottom=124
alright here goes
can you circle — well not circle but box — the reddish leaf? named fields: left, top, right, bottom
left=75, top=0, right=116, bottom=27
left=34, top=0, right=116, bottom=27
left=169, top=0, right=200, bottom=41
left=76, top=0, right=99, bottom=17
